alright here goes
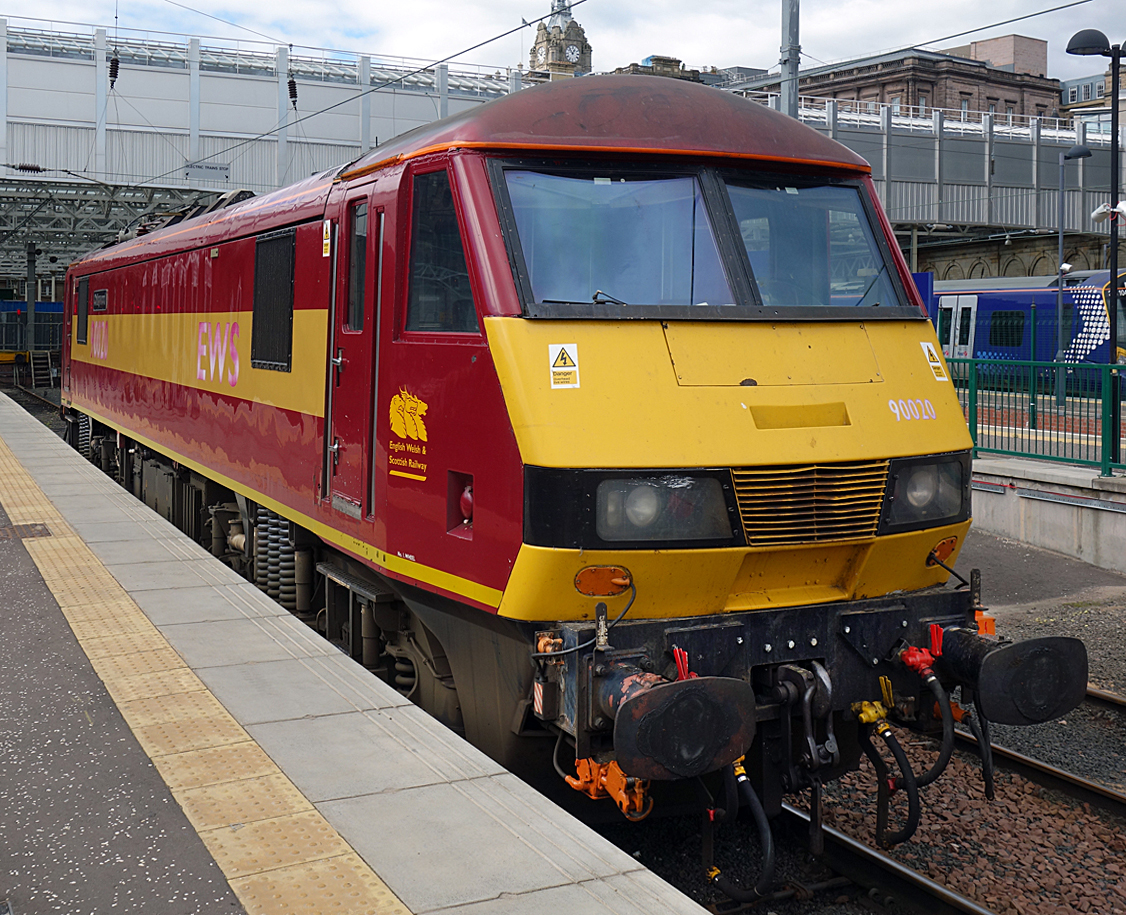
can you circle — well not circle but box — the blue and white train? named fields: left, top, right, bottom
left=915, top=271, right=1126, bottom=366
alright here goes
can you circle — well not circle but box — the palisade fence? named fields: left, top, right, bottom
left=0, top=315, right=63, bottom=351
left=947, top=356, right=1126, bottom=476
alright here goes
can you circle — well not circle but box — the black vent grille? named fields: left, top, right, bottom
left=731, top=460, right=889, bottom=546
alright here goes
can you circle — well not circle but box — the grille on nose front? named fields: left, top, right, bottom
left=731, top=461, right=890, bottom=546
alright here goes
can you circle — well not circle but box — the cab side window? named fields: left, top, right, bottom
left=406, top=171, right=479, bottom=333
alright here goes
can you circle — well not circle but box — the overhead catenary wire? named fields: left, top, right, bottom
left=133, top=0, right=588, bottom=189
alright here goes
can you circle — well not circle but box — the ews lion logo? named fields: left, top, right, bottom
left=389, top=388, right=428, bottom=441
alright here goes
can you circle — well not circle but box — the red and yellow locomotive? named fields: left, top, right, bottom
left=62, top=76, right=1084, bottom=851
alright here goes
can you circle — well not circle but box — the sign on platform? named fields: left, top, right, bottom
left=185, top=161, right=231, bottom=182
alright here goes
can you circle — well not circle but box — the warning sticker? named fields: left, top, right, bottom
left=322, top=220, right=332, bottom=257
left=549, top=343, right=580, bottom=389
left=920, top=341, right=949, bottom=382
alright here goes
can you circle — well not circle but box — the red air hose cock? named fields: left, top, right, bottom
left=900, top=645, right=935, bottom=679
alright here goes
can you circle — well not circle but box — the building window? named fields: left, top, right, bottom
left=406, top=170, right=479, bottom=334
left=865, top=99, right=877, bottom=113
left=918, top=95, right=928, bottom=112
left=960, top=99, right=969, bottom=118
left=1083, top=83, right=1092, bottom=101
left=1069, top=86, right=1078, bottom=103
left=891, top=96, right=901, bottom=114
left=1098, top=84, right=1105, bottom=98
left=251, top=228, right=296, bottom=371
left=989, top=103, right=996, bottom=114
left=1006, top=106, right=1014, bottom=117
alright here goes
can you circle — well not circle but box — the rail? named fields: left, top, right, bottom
left=779, top=804, right=999, bottom=915
left=948, top=356, right=1126, bottom=476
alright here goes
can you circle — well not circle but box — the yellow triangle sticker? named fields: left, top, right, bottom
left=552, top=347, right=576, bottom=368
left=920, top=341, right=948, bottom=381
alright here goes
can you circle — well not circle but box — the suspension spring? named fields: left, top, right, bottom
left=394, top=656, right=417, bottom=694
left=255, top=506, right=270, bottom=591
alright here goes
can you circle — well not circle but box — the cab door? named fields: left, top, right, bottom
left=324, top=188, right=384, bottom=519
left=952, top=295, right=978, bottom=359
left=937, top=298, right=955, bottom=357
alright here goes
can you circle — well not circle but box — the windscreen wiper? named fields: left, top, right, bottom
left=856, top=264, right=889, bottom=306
left=592, top=289, right=628, bottom=305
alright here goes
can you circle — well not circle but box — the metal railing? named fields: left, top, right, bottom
left=948, top=356, right=1125, bottom=475
left=0, top=317, right=63, bottom=351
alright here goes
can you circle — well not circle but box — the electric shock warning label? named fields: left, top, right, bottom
left=549, top=344, right=580, bottom=389
left=920, top=341, right=949, bottom=382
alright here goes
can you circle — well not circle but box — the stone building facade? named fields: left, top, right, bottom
left=916, top=234, right=1123, bottom=281
left=731, top=35, right=1060, bottom=118
left=528, top=0, right=592, bottom=78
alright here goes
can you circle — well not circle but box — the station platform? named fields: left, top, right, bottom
left=0, top=393, right=706, bottom=915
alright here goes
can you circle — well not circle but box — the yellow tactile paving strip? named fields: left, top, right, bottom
left=0, top=436, right=411, bottom=915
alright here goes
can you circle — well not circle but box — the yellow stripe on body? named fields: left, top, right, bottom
left=57, top=403, right=504, bottom=610
left=0, top=435, right=410, bottom=915
left=71, top=310, right=328, bottom=418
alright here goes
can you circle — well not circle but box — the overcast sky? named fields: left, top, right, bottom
left=9, top=0, right=1122, bottom=83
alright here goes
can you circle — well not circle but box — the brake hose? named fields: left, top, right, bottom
left=895, top=673, right=955, bottom=791
left=707, top=762, right=776, bottom=902
left=860, top=723, right=921, bottom=847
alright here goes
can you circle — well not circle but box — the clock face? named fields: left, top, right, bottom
left=565, top=44, right=580, bottom=63
left=537, top=45, right=546, bottom=64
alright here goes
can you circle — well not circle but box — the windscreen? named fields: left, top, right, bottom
left=724, top=181, right=903, bottom=308
left=504, top=171, right=734, bottom=308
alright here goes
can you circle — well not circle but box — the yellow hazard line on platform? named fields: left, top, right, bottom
left=0, top=437, right=411, bottom=915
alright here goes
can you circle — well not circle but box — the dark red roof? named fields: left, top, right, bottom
left=343, top=74, right=870, bottom=178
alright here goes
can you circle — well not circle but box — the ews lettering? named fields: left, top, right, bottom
left=89, top=319, right=109, bottom=360
left=196, top=321, right=240, bottom=387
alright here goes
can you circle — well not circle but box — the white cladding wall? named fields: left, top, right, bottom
left=1, top=23, right=499, bottom=193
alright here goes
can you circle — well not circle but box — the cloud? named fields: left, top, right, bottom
left=11, top=0, right=1119, bottom=81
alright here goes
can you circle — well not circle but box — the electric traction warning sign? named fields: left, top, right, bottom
left=920, top=341, right=949, bottom=381
left=549, top=344, right=580, bottom=388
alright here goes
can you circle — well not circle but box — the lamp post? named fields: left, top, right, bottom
left=1068, top=29, right=1123, bottom=464
left=1058, top=144, right=1092, bottom=411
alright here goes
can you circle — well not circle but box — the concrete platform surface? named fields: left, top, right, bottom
left=0, top=393, right=705, bottom=915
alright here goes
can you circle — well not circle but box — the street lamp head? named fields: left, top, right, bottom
left=1065, top=144, right=1092, bottom=160
left=1093, top=203, right=1113, bottom=223
left=1061, top=262, right=1073, bottom=274
left=1067, top=29, right=1111, bottom=56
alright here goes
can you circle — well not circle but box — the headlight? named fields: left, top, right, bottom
left=879, top=453, right=970, bottom=534
left=523, top=467, right=744, bottom=549
left=597, top=476, right=732, bottom=542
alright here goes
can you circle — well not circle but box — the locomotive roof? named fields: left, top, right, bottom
left=71, top=75, right=868, bottom=273
left=340, top=74, right=871, bottom=180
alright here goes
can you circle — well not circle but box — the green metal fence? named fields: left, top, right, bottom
left=948, top=357, right=1125, bottom=476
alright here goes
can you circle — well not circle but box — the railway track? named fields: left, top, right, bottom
left=776, top=804, right=999, bottom=915
left=955, top=685, right=1126, bottom=820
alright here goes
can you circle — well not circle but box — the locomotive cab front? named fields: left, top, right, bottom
left=454, top=79, right=1088, bottom=833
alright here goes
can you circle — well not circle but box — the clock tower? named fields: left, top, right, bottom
left=529, top=0, right=592, bottom=76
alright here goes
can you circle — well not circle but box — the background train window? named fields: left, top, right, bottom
left=504, top=170, right=733, bottom=308
left=251, top=228, right=296, bottom=371
left=724, top=181, right=902, bottom=308
left=937, top=306, right=953, bottom=347
left=76, top=277, right=89, bottom=345
left=405, top=171, right=479, bottom=333
left=347, top=201, right=367, bottom=331
left=988, top=310, right=1025, bottom=348
left=958, top=308, right=973, bottom=346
